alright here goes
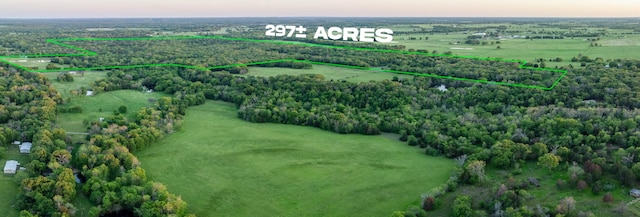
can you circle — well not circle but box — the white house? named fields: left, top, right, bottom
left=4, top=160, right=19, bottom=174
left=19, top=142, right=32, bottom=154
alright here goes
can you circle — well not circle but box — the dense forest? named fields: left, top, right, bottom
left=1, top=18, right=640, bottom=216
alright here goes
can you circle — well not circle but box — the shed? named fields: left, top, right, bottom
left=19, top=142, right=32, bottom=153
left=631, top=189, right=640, bottom=198
left=4, top=160, right=19, bottom=174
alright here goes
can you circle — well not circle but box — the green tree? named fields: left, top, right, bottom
left=118, top=105, right=128, bottom=114
left=538, top=153, right=561, bottom=171
left=452, top=195, right=473, bottom=217
left=465, top=160, right=486, bottom=184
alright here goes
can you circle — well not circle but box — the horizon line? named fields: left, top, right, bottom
left=2, top=16, right=640, bottom=19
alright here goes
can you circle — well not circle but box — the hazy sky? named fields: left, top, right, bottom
left=1, top=0, right=639, bottom=18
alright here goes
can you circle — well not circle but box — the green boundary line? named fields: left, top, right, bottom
left=0, top=35, right=567, bottom=90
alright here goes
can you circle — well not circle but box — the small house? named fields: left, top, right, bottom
left=630, top=189, right=640, bottom=198
left=4, top=160, right=19, bottom=174
left=19, top=142, right=32, bottom=154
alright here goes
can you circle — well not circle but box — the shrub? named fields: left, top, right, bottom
left=577, top=180, right=588, bottom=191
left=603, top=193, right=614, bottom=203
left=69, top=106, right=83, bottom=113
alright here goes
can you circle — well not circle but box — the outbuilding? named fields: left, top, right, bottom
left=19, top=142, right=32, bottom=154
left=631, top=189, right=640, bottom=198
left=4, top=160, right=19, bottom=174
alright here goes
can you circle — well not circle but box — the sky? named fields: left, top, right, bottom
left=1, top=0, right=639, bottom=18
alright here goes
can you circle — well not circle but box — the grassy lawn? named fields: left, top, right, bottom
left=42, top=71, right=108, bottom=99
left=135, top=100, right=453, bottom=217
left=55, top=90, right=168, bottom=134
left=0, top=145, right=31, bottom=216
left=242, top=65, right=413, bottom=82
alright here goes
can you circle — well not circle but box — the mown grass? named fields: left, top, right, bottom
left=241, top=65, right=413, bottom=83
left=135, top=100, right=453, bottom=217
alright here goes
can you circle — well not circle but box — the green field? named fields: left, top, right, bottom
left=391, top=24, right=640, bottom=66
left=42, top=71, right=107, bottom=99
left=0, top=145, right=31, bottom=217
left=55, top=90, right=167, bottom=133
left=242, top=65, right=413, bottom=82
left=136, top=100, right=453, bottom=217
left=3, top=58, right=69, bottom=70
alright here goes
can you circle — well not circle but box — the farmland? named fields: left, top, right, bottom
left=242, top=65, right=413, bottom=82
left=135, top=100, right=453, bottom=217
left=386, top=22, right=640, bottom=68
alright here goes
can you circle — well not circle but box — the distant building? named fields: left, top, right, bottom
left=12, top=141, right=20, bottom=145
left=631, top=189, right=640, bottom=198
left=4, top=160, right=19, bottom=174
left=86, top=91, right=94, bottom=96
left=19, top=142, right=32, bottom=154
left=437, top=84, right=448, bottom=92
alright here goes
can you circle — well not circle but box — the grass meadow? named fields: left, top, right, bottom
left=135, top=100, right=454, bottom=217
left=42, top=71, right=107, bottom=99
left=242, top=65, right=413, bottom=82
left=55, top=90, right=167, bottom=133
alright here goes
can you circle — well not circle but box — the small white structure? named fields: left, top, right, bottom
left=12, top=141, right=20, bottom=145
left=4, top=160, right=19, bottom=174
left=69, top=71, right=77, bottom=75
left=19, top=142, right=32, bottom=154
left=631, top=189, right=640, bottom=198
left=86, top=91, right=94, bottom=96
left=437, top=84, right=448, bottom=92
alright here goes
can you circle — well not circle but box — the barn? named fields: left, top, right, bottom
left=4, top=160, right=19, bottom=174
